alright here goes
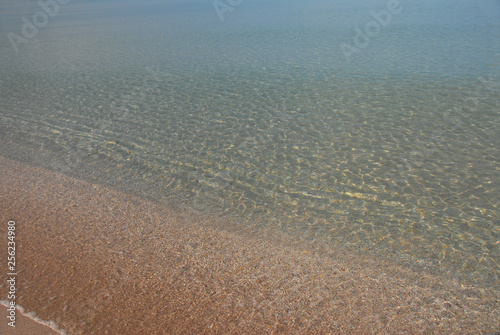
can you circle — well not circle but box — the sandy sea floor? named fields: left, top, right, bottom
left=0, top=155, right=498, bottom=334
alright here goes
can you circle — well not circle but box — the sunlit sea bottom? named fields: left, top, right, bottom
left=0, top=67, right=498, bottom=286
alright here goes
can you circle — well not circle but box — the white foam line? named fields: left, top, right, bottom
left=0, top=300, right=67, bottom=335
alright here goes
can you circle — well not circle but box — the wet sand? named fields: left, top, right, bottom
left=0, top=155, right=498, bottom=334
left=0, top=304, right=63, bottom=335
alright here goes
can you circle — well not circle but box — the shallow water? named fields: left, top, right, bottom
left=0, top=0, right=499, bottom=286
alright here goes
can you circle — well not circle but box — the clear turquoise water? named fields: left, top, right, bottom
left=1, top=0, right=499, bottom=285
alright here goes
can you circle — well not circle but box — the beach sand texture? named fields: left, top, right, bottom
left=0, top=304, right=62, bottom=335
left=0, top=156, right=498, bottom=334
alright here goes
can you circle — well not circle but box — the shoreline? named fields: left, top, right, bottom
left=0, top=303, right=64, bottom=335
left=0, top=155, right=498, bottom=334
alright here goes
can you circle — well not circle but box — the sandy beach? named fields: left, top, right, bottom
left=0, top=304, right=62, bottom=335
left=0, top=155, right=498, bottom=334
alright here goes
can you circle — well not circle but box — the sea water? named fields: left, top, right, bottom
left=0, top=0, right=499, bottom=285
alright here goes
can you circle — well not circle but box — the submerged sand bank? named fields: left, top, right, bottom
left=0, top=156, right=498, bottom=334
